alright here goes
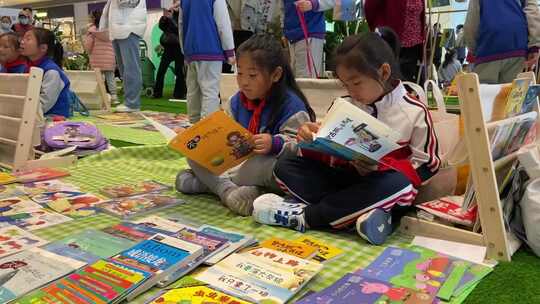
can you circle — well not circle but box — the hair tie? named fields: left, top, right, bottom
left=374, top=28, right=382, bottom=37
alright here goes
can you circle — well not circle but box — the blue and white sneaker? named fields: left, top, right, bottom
left=252, top=194, right=306, bottom=232
left=356, top=209, right=392, bottom=246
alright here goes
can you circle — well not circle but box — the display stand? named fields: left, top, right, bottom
left=400, top=72, right=539, bottom=261
left=0, top=68, right=77, bottom=172
left=66, top=69, right=111, bottom=112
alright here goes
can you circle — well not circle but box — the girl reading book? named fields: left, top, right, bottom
left=176, top=34, right=316, bottom=216
left=253, top=27, right=440, bottom=245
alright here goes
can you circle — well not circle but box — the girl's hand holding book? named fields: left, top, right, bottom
left=350, top=159, right=377, bottom=176
left=297, top=122, right=320, bottom=143
left=252, top=134, right=272, bottom=155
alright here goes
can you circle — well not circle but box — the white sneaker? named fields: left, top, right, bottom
left=356, top=209, right=392, bottom=246
left=252, top=193, right=306, bottom=232
left=115, top=104, right=140, bottom=113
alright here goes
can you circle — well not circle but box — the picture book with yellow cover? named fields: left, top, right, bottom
left=260, top=237, right=318, bottom=259
left=0, top=173, right=16, bottom=185
left=146, top=286, right=250, bottom=304
left=295, top=236, right=344, bottom=263
left=504, top=78, right=530, bottom=117
left=168, top=111, right=255, bottom=175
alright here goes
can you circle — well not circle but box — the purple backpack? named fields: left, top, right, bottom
left=42, top=122, right=109, bottom=156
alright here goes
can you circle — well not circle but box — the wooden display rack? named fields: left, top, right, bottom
left=66, top=68, right=111, bottom=113
left=400, top=72, right=539, bottom=261
left=0, top=68, right=76, bottom=173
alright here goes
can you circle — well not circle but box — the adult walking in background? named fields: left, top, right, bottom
left=100, top=0, right=147, bottom=112
left=153, top=7, right=186, bottom=99
left=465, top=0, right=540, bottom=84
left=12, top=8, right=33, bottom=37
left=84, top=10, right=118, bottom=105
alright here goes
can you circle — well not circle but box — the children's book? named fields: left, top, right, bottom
left=15, top=258, right=152, bottom=304
left=112, top=233, right=204, bottom=301
left=294, top=236, right=344, bottom=263
left=260, top=237, right=319, bottom=259
left=13, top=167, right=70, bottom=183
left=416, top=197, right=477, bottom=227
left=168, top=110, right=255, bottom=175
left=46, top=193, right=105, bottom=218
left=96, top=112, right=145, bottom=122
left=490, top=122, right=516, bottom=160
left=299, top=98, right=401, bottom=163
left=196, top=247, right=323, bottom=304
left=145, top=286, right=251, bottom=304
left=0, top=185, right=25, bottom=201
left=0, top=173, right=15, bottom=185
left=100, top=180, right=171, bottom=198
left=198, top=225, right=255, bottom=265
left=157, top=228, right=230, bottom=287
left=20, top=180, right=80, bottom=196
left=296, top=273, right=435, bottom=304
left=505, top=113, right=537, bottom=154
left=0, top=197, right=42, bottom=216
left=43, top=229, right=136, bottom=264
left=0, top=247, right=85, bottom=303
left=97, top=193, right=185, bottom=219
left=29, top=190, right=86, bottom=204
left=504, top=78, right=530, bottom=117
left=0, top=210, right=72, bottom=231
left=102, top=221, right=175, bottom=242
left=131, top=215, right=191, bottom=233
left=520, top=84, right=540, bottom=113
left=0, top=226, right=48, bottom=258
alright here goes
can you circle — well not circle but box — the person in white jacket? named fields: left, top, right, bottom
left=100, top=0, right=147, bottom=112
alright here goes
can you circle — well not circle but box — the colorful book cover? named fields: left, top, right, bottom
left=199, top=225, right=254, bottom=265
left=0, top=197, right=42, bottom=216
left=490, top=123, right=515, bottom=160
left=294, top=236, right=344, bottom=263
left=296, top=273, right=434, bottom=304
left=0, top=226, right=48, bottom=259
left=20, top=180, right=80, bottom=196
left=101, top=180, right=171, bottom=198
left=97, top=193, right=185, bottom=219
left=504, top=78, right=530, bottom=117
left=299, top=98, right=401, bottom=163
left=145, top=286, right=250, bottom=304
left=46, top=194, right=105, bottom=218
left=416, top=198, right=477, bottom=227
left=0, top=173, right=16, bottom=185
left=505, top=113, right=538, bottom=154
left=168, top=111, right=255, bottom=175
left=0, top=185, right=25, bottom=201
left=0, top=210, right=72, bottom=231
left=196, top=248, right=323, bottom=304
left=131, top=215, right=191, bottom=233
left=520, top=84, right=540, bottom=113
left=260, top=237, right=318, bottom=259
left=0, top=247, right=85, bottom=303
left=102, top=222, right=175, bottom=242
left=30, top=190, right=86, bottom=204
left=13, top=167, right=70, bottom=183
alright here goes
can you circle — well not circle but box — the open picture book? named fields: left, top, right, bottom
left=299, top=98, right=401, bottom=164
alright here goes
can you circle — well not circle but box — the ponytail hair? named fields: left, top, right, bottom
left=30, top=28, right=64, bottom=67
left=237, top=34, right=316, bottom=129
left=335, top=26, right=401, bottom=90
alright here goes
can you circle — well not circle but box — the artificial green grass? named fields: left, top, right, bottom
left=120, top=87, right=540, bottom=304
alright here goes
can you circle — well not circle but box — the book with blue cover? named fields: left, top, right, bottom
left=102, top=221, right=175, bottom=242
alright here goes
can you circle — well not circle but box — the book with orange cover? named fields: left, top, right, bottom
left=168, top=111, right=254, bottom=175
left=260, top=237, right=318, bottom=259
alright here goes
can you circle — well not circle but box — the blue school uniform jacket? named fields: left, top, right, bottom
left=31, top=57, right=71, bottom=118
left=0, top=59, right=28, bottom=73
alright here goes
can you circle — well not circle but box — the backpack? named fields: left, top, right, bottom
left=42, top=122, right=109, bottom=157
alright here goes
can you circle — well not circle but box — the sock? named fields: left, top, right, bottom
left=224, top=186, right=262, bottom=216
left=175, top=169, right=209, bottom=194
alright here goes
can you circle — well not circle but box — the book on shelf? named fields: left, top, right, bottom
left=145, top=286, right=250, bottom=304
left=111, top=233, right=204, bottom=301
left=294, top=236, right=344, bottom=263
left=0, top=247, right=85, bottom=303
left=299, top=98, right=401, bottom=164
left=13, top=168, right=70, bottom=183
left=0, top=197, right=42, bottom=216
left=196, top=246, right=323, bottom=304
left=102, top=221, right=175, bottom=242
left=100, top=180, right=171, bottom=198
left=520, top=84, right=540, bottom=114
left=198, top=225, right=255, bottom=265
left=157, top=228, right=230, bottom=287
left=416, top=196, right=477, bottom=227
left=0, top=209, right=72, bottom=231
left=168, top=110, right=255, bottom=175
left=260, top=237, right=319, bottom=259
left=131, top=215, right=191, bottom=233
left=296, top=273, right=435, bottom=304
left=504, top=78, right=530, bottom=117
left=0, top=225, right=48, bottom=259
left=96, top=193, right=185, bottom=219
left=43, top=229, right=136, bottom=264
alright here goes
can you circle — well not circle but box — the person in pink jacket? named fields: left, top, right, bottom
left=84, top=10, right=118, bottom=104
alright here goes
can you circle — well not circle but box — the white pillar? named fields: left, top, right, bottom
left=73, top=2, right=89, bottom=37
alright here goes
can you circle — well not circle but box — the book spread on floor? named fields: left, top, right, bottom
left=45, top=193, right=105, bottom=218
left=0, top=210, right=72, bottom=231
left=102, top=222, right=175, bottom=242
left=294, top=236, right=344, bottom=263
left=131, top=215, right=190, bottom=233
left=100, top=180, right=171, bottom=198
left=145, top=286, right=250, bottom=304
left=260, top=237, right=319, bottom=259
left=19, top=180, right=80, bottom=196
left=13, top=168, right=70, bottom=183
left=299, top=98, right=401, bottom=163
left=0, top=185, right=25, bottom=201
left=0, top=197, right=42, bottom=216
left=97, top=193, right=185, bottom=219
left=168, top=110, right=255, bottom=175
left=198, top=225, right=255, bottom=265
left=0, top=226, right=48, bottom=259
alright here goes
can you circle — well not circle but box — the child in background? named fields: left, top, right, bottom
left=177, top=0, right=235, bottom=123
left=253, top=28, right=440, bottom=245
left=0, top=32, right=27, bottom=73
left=438, top=48, right=462, bottom=85
left=0, top=16, right=12, bottom=34
left=176, top=34, right=316, bottom=216
left=20, top=28, right=72, bottom=118
left=84, top=10, right=118, bottom=105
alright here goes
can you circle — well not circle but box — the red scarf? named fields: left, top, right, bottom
left=3, top=58, right=28, bottom=72
left=241, top=92, right=266, bottom=134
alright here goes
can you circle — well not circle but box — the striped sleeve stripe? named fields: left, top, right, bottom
left=402, top=95, right=441, bottom=172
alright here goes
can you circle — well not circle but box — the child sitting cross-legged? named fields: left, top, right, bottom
left=253, top=27, right=440, bottom=245
left=176, top=33, right=316, bottom=216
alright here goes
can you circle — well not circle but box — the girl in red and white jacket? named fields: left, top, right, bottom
left=253, top=27, right=440, bottom=245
